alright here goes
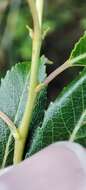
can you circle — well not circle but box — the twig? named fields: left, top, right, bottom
left=13, top=0, right=44, bottom=164
left=35, top=52, right=86, bottom=93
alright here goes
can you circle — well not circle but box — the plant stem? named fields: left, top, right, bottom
left=44, top=61, right=70, bottom=85
left=35, top=61, right=70, bottom=93
left=36, top=52, right=86, bottom=93
left=13, top=0, right=44, bottom=164
left=36, top=0, right=44, bottom=27
left=45, top=52, right=86, bottom=85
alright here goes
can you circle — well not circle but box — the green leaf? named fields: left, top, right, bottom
left=70, top=32, right=86, bottom=66
left=0, top=58, right=47, bottom=167
left=27, top=68, right=86, bottom=157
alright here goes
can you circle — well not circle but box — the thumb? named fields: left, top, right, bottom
left=0, top=141, right=86, bottom=190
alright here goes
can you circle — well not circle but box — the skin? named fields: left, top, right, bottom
left=0, top=141, right=86, bottom=190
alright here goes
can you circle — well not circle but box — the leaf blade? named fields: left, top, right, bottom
left=70, top=33, right=86, bottom=66
left=0, top=58, right=47, bottom=167
left=27, top=68, right=86, bottom=157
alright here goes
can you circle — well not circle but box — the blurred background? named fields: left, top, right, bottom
left=0, top=0, right=86, bottom=101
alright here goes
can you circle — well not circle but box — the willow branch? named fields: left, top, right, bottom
left=13, top=0, right=44, bottom=164
left=27, top=0, right=40, bottom=32
left=36, top=52, right=86, bottom=93
left=36, top=0, right=44, bottom=27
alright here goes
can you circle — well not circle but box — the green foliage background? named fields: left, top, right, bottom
left=0, top=0, right=86, bottom=73
left=0, top=0, right=86, bottom=107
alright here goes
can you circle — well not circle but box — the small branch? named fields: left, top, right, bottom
left=45, top=61, right=70, bottom=86
left=35, top=52, right=86, bottom=93
left=35, top=61, right=70, bottom=93
left=0, top=111, right=20, bottom=140
left=44, top=53, right=86, bottom=85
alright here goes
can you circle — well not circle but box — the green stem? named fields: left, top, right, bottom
left=35, top=61, right=70, bottom=93
left=13, top=0, right=44, bottom=164
left=36, top=52, right=86, bottom=93
left=45, top=52, right=86, bottom=85
left=36, top=0, right=44, bottom=27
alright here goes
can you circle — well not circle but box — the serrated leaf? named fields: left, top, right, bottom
left=70, top=33, right=86, bottom=66
left=27, top=68, right=86, bottom=157
left=0, top=57, right=47, bottom=167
